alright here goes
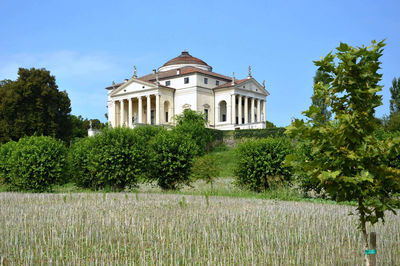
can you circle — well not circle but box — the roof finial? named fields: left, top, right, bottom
left=232, top=72, right=235, bottom=85
left=248, top=66, right=252, bottom=79
left=262, top=80, right=265, bottom=88
left=133, top=66, right=137, bottom=78
left=112, top=81, right=115, bottom=86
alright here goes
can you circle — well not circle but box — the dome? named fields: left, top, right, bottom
left=158, top=51, right=212, bottom=72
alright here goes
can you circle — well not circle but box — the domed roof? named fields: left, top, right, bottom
left=162, top=51, right=209, bottom=67
left=158, top=51, right=212, bottom=72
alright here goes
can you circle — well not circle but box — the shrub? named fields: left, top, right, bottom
left=0, top=140, right=17, bottom=185
left=175, top=109, right=211, bottom=155
left=191, top=154, right=220, bottom=189
left=149, top=130, right=197, bottom=190
left=290, top=140, right=325, bottom=195
left=2, top=136, right=67, bottom=192
left=234, top=137, right=293, bottom=192
left=69, top=127, right=153, bottom=190
left=68, top=137, right=97, bottom=189
left=233, top=128, right=286, bottom=139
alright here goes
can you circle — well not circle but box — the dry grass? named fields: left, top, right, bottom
left=0, top=192, right=399, bottom=265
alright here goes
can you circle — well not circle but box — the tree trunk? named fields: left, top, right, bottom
left=359, top=198, right=370, bottom=266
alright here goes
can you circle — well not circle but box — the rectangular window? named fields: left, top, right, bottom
left=204, top=109, right=208, bottom=121
left=184, top=77, right=189, bottom=84
left=216, top=80, right=220, bottom=86
left=204, top=78, right=208, bottom=84
left=165, top=80, right=170, bottom=86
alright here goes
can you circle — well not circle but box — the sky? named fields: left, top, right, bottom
left=0, top=0, right=399, bottom=127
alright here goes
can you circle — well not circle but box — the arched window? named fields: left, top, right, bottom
left=219, top=100, right=227, bottom=122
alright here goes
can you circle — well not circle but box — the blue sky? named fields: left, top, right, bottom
left=0, top=0, right=399, bottom=126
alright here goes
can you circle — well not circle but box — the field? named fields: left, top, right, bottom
left=1, top=192, right=399, bottom=265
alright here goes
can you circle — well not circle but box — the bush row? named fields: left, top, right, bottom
left=0, top=109, right=210, bottom=192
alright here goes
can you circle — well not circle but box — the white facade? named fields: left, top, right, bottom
left=106, top=51, right=269, bottom=130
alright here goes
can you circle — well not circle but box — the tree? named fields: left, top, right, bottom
left=174, top=109, right=211, bottom=155
left=0, top=68, right=71, bottom=143
left=389, top=77, right=400, bottom=114
left=286, top=40, right=400, bottom=264
left=311, top=70, right=332, bottom=124
left=265, top=120, right=276, bottom=128
left=70, top=114, right=105, bottom=139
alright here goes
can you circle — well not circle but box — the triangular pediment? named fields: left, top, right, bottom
left=110, top=78, right=157, bottom=97
left=235, top=78, right=270, bottom=96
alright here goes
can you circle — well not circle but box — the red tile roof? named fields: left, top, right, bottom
left=138, top=66, right=232, bottom=82
left=214, top=78, right=249, bottom=89
left=162, top=51, right=209, bottom=67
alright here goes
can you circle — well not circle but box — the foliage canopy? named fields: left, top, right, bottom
left=286, top=40, right=400, bottom=254
left=0, top=68, right=72, bottom=143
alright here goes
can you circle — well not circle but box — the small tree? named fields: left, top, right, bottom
left=191, top=154, right=221, bottom=189
left=286, top=40, right=400, bottom=264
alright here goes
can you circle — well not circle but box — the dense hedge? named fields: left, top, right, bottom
left=149, top=130, right=197, bottom=190
left=233, top=128, right=286, bottom=139
left=69, top=127, right=154, bottom=190
left=234, top=137, right=293, bottom=192
left=0, top=136, right=67, bottom=192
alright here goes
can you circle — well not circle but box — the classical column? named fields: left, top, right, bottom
left=147, top=95, right=151, bottom=125
left=128, top=98, right=133, bottom=128
left=261, top=100, right=265, bottom=121
left=231, top=94, right=236, bottom=124
left=120, top=99, right=125, bottom=127
left=257, top=99, right=261, bottom=122
left=114, top=100, right=119, bottom=127
left=244, top=96, right=248, bottom=124
left=138, top=96, right=143, bottom=123
left=155, top=94, right=160, bottom=125
left=238, top=95, right=242, bottom=125
left=251, top=97, right=255, bottom=123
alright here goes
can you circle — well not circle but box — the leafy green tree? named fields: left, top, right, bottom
left=286, top=40, right=400, bottom=262
left=265, top=120, right=276, bottom=128
left=0, top=68, right=72, bottom=143
left=174, top=109, right=211, bottom=155
left=311, top=70, right=332, bottom=124
left=389, top=77, right=400, bottom=114
left=191, top=154, right=221, bottom=189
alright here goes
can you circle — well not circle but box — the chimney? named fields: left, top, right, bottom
left=177, top=69, right=181, bottom=75
left=152, top=69, right=156, bottom=75
left=124, top=79, right=129, bottom=82
left=232, top=72, right=235, bottom=85
left=156, top=71, right=160, bottom=85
